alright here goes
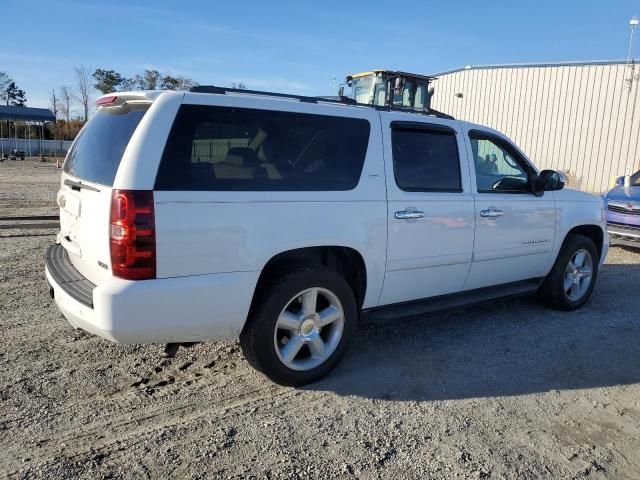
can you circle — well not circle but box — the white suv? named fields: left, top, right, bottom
left=45, top=87, right=608, bottom=386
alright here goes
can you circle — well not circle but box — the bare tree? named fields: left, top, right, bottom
left=143, top=69, right=161, bottom=90
left=74, top=65, right=92, bottom=121
left=49, top=90, right=59, bottom=142
left=0, top=72, right=12, bottom=105
left=127, top=69, right=162, bottom=90
left=49, top=90, right=59, bottom=120
left=59, top=86, right=72, bottom=139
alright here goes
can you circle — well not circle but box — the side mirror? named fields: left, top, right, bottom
left=338, top=85, right=345, bottom=97
left=530, top=175, right=546, bottom=197
left=539, top=169, right=565, bottom=191
left=615, top=175, right=624, bottom=186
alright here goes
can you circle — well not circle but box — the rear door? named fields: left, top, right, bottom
left=151, top=94, right=388, bottom=309
left=463, top=127, right=556, bottom=290
left=58, top=101, right=150, bottom=284
left=379, top=115, right=475, bottom=305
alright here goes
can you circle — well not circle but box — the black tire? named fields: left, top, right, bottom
left=538, top=233, right=599, bottom=310
left=240, top=266, right=358, bottom=386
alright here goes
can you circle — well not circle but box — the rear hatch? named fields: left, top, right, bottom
left=58, top=98, right=150, bottom=285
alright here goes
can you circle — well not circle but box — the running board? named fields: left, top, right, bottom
left=365, top=278, right=543, bottom=322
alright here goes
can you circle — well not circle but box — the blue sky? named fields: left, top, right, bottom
left=2, top=0, right=639, bottom=111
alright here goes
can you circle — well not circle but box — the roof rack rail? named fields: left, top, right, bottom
left=373, top=105, right=455, bottom=120
left=188, top=85, right=454, bottom=120
left=189, top=85, right=357, bottom=106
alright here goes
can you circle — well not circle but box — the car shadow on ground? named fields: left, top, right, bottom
left=307, top=262, right=640, bottom=401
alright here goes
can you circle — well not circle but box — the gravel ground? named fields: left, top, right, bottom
left=0, top=159, right=62, bottom=217
left=1, top=161, right=639, bottom=479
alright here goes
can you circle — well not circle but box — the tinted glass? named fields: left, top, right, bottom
left=470, top=134, right=530, bottom=193
left=392, top=127, right=461, bottom=191
left=414, top=84, right=427, bottom=109
left=63, top=106, right=148, bottom=186
left=155, top=105, right=371, bottom=191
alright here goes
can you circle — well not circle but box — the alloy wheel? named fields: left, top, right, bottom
left=563, top=249, right=593, bottom=301
left=273, top=287, right=345, bottom=371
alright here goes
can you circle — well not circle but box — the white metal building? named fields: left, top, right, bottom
left=430, top=60, right=640, bottom=192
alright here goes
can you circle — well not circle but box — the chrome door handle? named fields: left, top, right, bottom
left=395, top=210, right=424, bottom=220
left=480, top=208, right=504, bottom=218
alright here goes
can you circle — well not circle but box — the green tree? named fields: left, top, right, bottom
left=93, top=67, right=196, bottom=92
left=92, top=69, right=124, bottom=94
left=5, top=81, right=26, bottom=106
left=161, top=74, right=198, bottom=90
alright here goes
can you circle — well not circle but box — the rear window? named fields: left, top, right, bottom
left=155, top=105, right=371, bottom=191
left=63, top=106, right=148, bottom=186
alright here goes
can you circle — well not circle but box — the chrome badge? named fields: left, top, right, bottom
left=522, top=239, right=549, bottom=246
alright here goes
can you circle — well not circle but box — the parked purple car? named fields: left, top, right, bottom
left=605, top=170, right=640, bottom=248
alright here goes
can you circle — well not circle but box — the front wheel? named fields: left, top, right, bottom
left=539, top=234, right=599, bottom=310
left=240, top=267, right=357, bottom=386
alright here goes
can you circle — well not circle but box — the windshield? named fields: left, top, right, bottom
left=633, top=170, right=640, bottom=186
left=349, top=76, right=377, bottom=104
left=63, top=105, right=148, bottom=186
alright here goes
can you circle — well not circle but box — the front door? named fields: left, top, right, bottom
left=463, top=128, right=556, bottom=290
left=379, top=117, right=475, bottom=305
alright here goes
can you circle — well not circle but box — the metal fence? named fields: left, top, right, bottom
left=0, top=138, right=72, bottom=157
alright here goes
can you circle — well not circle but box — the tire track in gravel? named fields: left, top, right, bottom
left=10, top=386, right=303, bottom=471
left=6, top=343, right=285, bottom=444
left=63, top=349, right=247, bottom=405
left=88, top=389, right=335, bottom=475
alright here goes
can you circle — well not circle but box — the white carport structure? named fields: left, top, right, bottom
left=0, top=105, right=56, bottom=159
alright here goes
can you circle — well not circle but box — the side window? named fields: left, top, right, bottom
left=470, top=133, right=531, bottom=193
left=402, top=80, right=414, bottom=107
left=392, top=125, right=462, bottom=192
left=414, top=83, right=427, bottom=109
left=374, top=83, right=386, bottom=106
left=391, top=81, right=417, bottom=108
left=155, top=105, right=371, bottom=191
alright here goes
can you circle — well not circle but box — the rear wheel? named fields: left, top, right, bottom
left=539, top=234, right=599, bottom=310
left=240, top=267, right=357, bottom=386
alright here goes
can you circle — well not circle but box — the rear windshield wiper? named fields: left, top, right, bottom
left=64, top=179, right=101, bottom=192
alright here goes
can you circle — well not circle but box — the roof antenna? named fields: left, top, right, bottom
left=625, top=16, right=639, bottom=91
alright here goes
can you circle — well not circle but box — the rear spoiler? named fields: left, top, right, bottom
left=95, top=91, right=163, bottom=107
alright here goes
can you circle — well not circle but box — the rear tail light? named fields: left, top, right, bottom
left=110, top=190, right=156, bottom=280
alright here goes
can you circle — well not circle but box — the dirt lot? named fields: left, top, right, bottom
left=1, top=161, right=639, bottom=479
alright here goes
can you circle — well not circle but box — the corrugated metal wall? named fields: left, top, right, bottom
left=431, top=61, right=640, bottom=192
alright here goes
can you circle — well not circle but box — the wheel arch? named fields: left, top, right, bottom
left=563, top=224, right=605, bottom=261
left=251, top=246, right=368, bottom=310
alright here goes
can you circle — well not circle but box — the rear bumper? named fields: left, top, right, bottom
left=45, top=244, right=95, bottom=308
left=607, top=222, right=640, bottom=249
left=45, top=243, right=259, bottom=343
